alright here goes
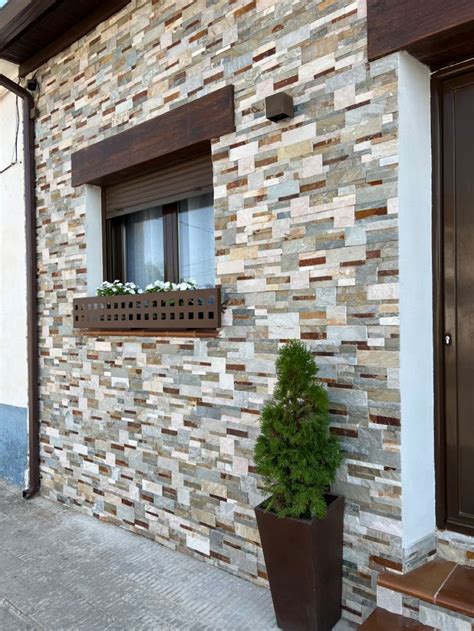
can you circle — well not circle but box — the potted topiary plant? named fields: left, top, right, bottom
left=254, top=340, right=343, bottom=631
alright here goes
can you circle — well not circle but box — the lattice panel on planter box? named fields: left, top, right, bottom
left=73, top=287, right=221, bottom=330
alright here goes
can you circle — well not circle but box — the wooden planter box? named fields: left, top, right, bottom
left=73, top=287, right=221, bottom=331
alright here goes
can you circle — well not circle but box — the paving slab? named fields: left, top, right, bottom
left=0, top=481, right=355, bottom=630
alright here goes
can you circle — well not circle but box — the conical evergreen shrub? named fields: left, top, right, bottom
left=255, top=340, right=342, bottom=520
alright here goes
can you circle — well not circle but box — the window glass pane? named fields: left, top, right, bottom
left=178, top=193, right=215, bottom=287
left=124, top=207, right=164, bottom=287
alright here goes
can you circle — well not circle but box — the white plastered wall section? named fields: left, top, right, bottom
left=85, top=185, right=103, bottom=296
left=0, top=60, right=28, bottom=410
left=398, top=52, right=436, bottom=551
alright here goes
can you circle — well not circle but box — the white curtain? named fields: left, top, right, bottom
left=125, top=207, right=164, bottom=287
left=178, top=193, right=215, bottom=287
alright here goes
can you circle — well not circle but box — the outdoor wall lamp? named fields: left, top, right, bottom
left=265, top=92, right=294, bottom=122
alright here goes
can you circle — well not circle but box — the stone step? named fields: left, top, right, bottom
left=379, top=559, right=474, bottom=618
left=377, top=558, right=474, bottom=630
left=359, top=608, right=434, bottom=630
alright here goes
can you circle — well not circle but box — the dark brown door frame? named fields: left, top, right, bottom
left=432, top=59, right=474, bottom=536
left=432, top=69, right=445, bottom=531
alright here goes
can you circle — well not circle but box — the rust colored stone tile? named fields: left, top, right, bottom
left=234, top=1, right=256, bottom=18
left=355, top=206, right=388, bottom=219
left=369, top=414, right=401, bottom=427
left=360, top=608, right=435, bottom=631
left=436, top=564, right=474, bottom=617
left=299, top=256, right=326, bottom=267
left=378, top=559, right=456, bottom=604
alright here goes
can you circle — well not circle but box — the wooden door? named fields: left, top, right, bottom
left=439, top=70, right=474, bottom=534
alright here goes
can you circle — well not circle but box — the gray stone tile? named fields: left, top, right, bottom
left=0, top=601, right=37, bottom=631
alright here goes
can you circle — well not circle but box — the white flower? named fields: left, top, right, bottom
left=97, top=277, right=201, bottom=297
left=97, top=279, right=142, bottom=296
left=141, top=278, right=199, bottom=294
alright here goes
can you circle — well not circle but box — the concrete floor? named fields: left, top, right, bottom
left=0, top=481, right=356, bottom=630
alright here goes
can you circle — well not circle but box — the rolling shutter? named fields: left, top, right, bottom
left=105, top=154, right=213, bottom=219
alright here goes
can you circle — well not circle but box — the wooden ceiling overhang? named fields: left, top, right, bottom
left=0, top=0, right=131, bottom=77
left=368, top=0, right=474, bottom=70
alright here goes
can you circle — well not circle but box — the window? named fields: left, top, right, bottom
left=178, top=194, right=215, bottom=287
left=124, top=207, right=164, bottom=288
left=104, top=155, right=215, bottom=289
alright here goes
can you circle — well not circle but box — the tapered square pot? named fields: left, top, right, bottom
left=255, top=494, right=344, bottom=631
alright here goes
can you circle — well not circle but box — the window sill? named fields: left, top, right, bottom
left=73, top=329, right=220, bottom=338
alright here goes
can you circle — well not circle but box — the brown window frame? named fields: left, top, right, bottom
left=104, top=195, right=218, bottom=288
left=105, top=200, right=186, bottom=286
left=102, top=153, right=214, bottom=288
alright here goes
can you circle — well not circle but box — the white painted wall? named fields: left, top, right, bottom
left=398, top=52, right=436, bottom=548
left=85, top=185, right=103, bottom=296
left=0, top=60, right=28, bottom=409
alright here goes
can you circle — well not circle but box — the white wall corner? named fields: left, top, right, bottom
left=398, top=51, right=436, bottom=549
left=0, top=79, right=28, bottom=409
left=85, top=185, right=103, bottom=296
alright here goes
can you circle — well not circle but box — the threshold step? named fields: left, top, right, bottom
left=379, top=559, right=474, bottom=618
left=359, top=608, right=435, bottom=630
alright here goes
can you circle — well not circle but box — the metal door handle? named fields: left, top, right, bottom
left=445, top=334, right=452, bottom=346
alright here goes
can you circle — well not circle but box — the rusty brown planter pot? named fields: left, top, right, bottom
left=255, top=494, right=344, bottom=631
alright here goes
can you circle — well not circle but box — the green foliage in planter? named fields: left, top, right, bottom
left=255, top=341, right=342, bottom=520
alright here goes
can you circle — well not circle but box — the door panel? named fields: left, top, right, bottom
left=442, top=72, right=474, bottom=532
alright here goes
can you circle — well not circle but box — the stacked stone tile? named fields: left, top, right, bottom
left=35, top=0, right=405, bottom=623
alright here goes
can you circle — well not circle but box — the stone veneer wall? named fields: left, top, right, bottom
left=35, top=0, right=402, bottom=623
